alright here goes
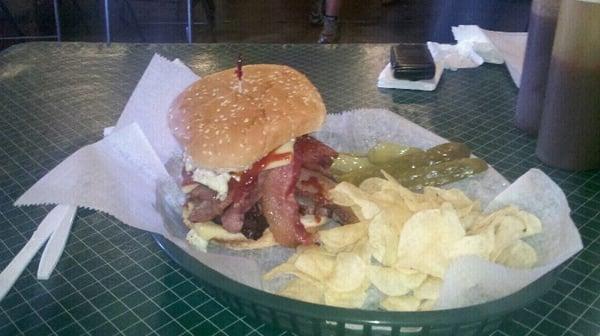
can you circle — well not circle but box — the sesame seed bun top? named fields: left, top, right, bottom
left=168, top=64, right=326, bottom=171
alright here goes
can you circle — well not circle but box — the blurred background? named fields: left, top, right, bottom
left=1, top=0, right=531, bottom=50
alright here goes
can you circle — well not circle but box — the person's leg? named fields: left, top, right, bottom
left=310, top=0, right=324, bottom=25
left=324, top=0, right=342, bottom=16
left=318, top=0, right=341, bottom=43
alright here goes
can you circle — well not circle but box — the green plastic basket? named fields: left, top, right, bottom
left=154, top=235, right=559, bottom=336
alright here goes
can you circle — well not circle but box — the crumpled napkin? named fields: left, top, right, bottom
left=452, top=25, right=504, bottom=64
left=427, top=41, right=484, bottom=70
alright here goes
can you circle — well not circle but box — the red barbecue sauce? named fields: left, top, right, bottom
left=229, top=151, right=292, bottom=203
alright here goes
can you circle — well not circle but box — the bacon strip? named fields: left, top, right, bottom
left=295, top=135, right=337, bottom=175
left=261, top=145, right=312, bottom=247
left=220, top=179, right=263, bottom=233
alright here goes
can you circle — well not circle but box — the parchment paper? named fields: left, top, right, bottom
left=15, top=55, right=582, bottom=310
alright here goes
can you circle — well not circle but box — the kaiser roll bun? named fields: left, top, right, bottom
left=168, top=64, right=326, bottom=171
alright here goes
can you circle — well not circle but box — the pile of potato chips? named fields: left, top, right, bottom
left=264, top=172, right=542, bottom=311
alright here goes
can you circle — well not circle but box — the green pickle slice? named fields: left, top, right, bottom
left=330, top=153, right=374, bottom=175
left=367, top=142, right=421, bottom=165
left=395, top=157, right=488, bottom=190
left=332, top=142, right=488, bottom=189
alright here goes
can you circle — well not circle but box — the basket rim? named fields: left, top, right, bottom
left=154, top=234, right=559, bottom=327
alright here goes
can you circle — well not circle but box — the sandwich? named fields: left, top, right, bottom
left=168, top=64, right=354, bottom=250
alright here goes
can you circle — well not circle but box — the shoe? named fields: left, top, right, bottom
left=318, top=15, right=339, bottom=44
left=309, top=0, right=324, bottom=25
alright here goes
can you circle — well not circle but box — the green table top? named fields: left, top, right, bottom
left=0, top=42, right=598, bottom=336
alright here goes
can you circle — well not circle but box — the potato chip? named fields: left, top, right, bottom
left=517, top=211, right=543, bottom=237
left=380, top=295, right=422, bottom=311
left=350, top=205, right=366, bottom=221
left=351, top=237, right=372, bottom=262
left=294, top=247, right=336, bottom=281
left=263, top=259, right=326, bottom=288
left=369, top=212, right=399, bottom=266
left=392, top=267, right=428, bottom=288
left=492, top=230, right=523, bottom=260
left=368, top=266, right=427, bottom=296
left=423, top=187, right=479, bottom=218
left=460, top=210, right=482, bottom=231
left=329, top=182, right=381, bottom=219
left=448, top=234, right=494, bottom=260
left=381, top=202, right=413, bottom=233
left=328, top=182, right=361, bottom=207
left=318, top=221, right=369, bottom=253
left=361, top=177, right=410, bottom=204
left=359, top=177, right=390, bottom=194
left=471, top=206, right=542, bottom=260
left=378, top=171, right=439, bottom=212
left=278, top=278, right=324, bottom=304
left=324, top=281, right=369, bottom=308
left=495, top=240, right=538, bottom=268
left=396, top=205, right=465, bottom=277
left=470, top=206, right=542, bottom=237
left=413, top=277, right=442, bottom=301
left=326, top=252, right=367, bottom=292
left=263, top=251, right=303, bottom=280
left=263, top=261, right=297, bottom=281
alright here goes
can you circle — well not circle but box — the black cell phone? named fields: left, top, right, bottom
left=390, top=43, right=436, bottom=81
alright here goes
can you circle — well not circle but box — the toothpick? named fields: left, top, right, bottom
left=234, top=55, right=243, bottom=94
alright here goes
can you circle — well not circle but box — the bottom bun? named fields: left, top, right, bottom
left=184, top=207, right=277, bottom=250
left=183, top=205, right=328, bottom=250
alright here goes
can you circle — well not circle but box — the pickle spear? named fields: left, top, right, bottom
left=395, top=157, right=488, bottom=190
left=379, top=142, right=471, bottom=171
left=367, top=142, right=422, bottom=165
left=331, top=153, right=375, bottom=175
left=338, top=142, right=473, bottom=185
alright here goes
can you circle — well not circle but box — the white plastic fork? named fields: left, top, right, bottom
left=0, top=205, right=76, bottom=302
left=37, top=205, right=77, bottom=280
